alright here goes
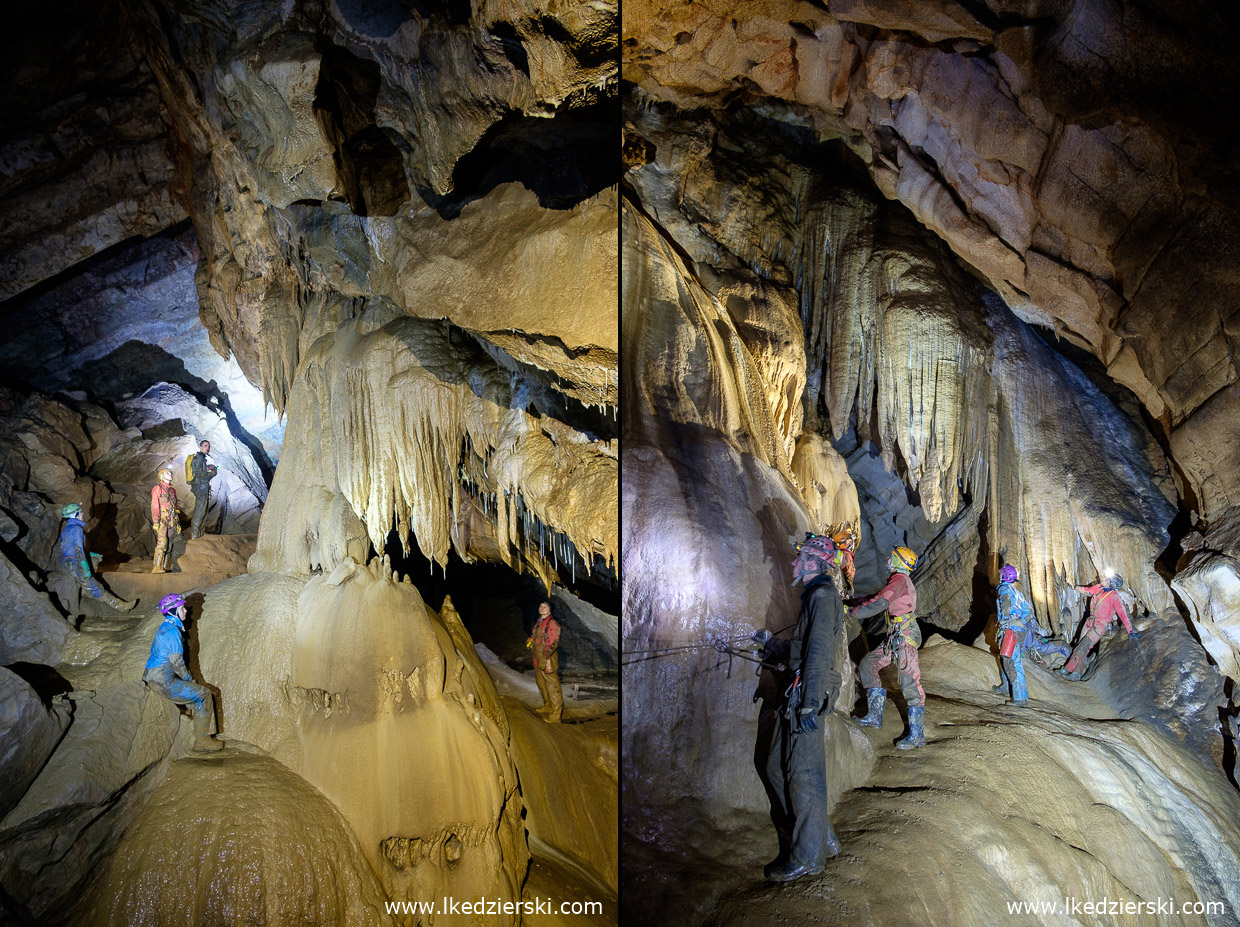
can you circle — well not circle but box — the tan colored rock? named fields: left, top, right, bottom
left=78, top=746, right=393, bottom=927
left=251, top=313, right=615, bottom=583
left=623, top=0, right=1240, bottom=435
left=507, top=701, right=617, bottom=892
left=188, top=566, right=530, bottom=921
left=716, top=639, right=1240, bottom=927
left=830, top=0, right=992, bottom=44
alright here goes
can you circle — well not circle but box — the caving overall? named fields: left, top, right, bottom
left=994, top=582, right=1069, bottom=703
left=150, top=481, right=179, bottom=573
left=531, top=615, right=563, bottom=722
left=765, top=571, right=845, bottom=877
left=53, top=516, right=131, bottom=613
left=143, top=611, right=218, bottom=742
left=1063, top=584, right=1134, bottom=676
left=189, top=452, right=215, bottom=539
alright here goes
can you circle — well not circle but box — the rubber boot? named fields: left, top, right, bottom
left=895, top=706, right=925, bottom=750
left=991, top=682, right=1007, bottom=695
left=824, top=817, right=841, bottom=859
left=191, top=696, right=224, bottom=752
left=764, top=856, right=823, bottom=883
left=99, top=590, right=136, bottom=613
left=855, top=687, right=886, bottom=728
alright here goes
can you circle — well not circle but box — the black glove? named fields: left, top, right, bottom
left=753, top=629, right=772, bottom=645
left=798, top=709, right=818, bottom=733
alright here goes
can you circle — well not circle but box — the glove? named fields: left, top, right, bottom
left=797, top=709, right=818, bottom=733
left=753, top=629, right=772, bottom=645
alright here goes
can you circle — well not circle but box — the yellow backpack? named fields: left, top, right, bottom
left=185, top=454, right=195, bottom=483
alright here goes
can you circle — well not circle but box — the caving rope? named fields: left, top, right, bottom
left=621, top=622, right=797, bottom=678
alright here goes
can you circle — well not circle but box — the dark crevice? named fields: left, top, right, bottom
left=312, top=43, right=410, bottom=217
left=373, top=528, right=617, bottom=676
left=422, top=98, right=619, bottom=219
left=4, top=662, right=72, bottom=704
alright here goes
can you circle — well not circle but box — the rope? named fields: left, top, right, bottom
left=620, top=622, right=797, bottom=668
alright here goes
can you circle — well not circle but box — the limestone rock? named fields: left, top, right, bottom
left=0, top=668, right=69, bottom=819
left=715, top=640, right=1240, bottom=927
left=0, top=548, right=74, bottom=665
left=0, top=683, right=180, bottom=920
left=0, top=4, right=185, bottom=301
left=174, top=535, right=256, bottom=576
left=190, top=566, right=529, bottom=922
left=125, top=0, right=618, bottom=415
left=78, top=745, right=393, bottom=927
left=0, top=224, right=283, bottom=459
left=250, top=313, right=616, bottom=586
left=623, top=0, right=1240, bottom=439
left=507, top=701, right=617, bottom=892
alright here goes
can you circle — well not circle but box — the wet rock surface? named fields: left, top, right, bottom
left=0, top=0, right=618, bottom=920
left=716, top=639, right=1240, bottom=927
left=623, top=19, right=1240, bottom=920
left=78, top=744, right=394, bottom=927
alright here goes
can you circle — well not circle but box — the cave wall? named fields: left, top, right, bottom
left=621, top=94, right=1235, bottom=904
left=0, top=0, right=620, bottom=922
left=0, top=3, right=186, bottom=302
left=123, top=0, right=618, bottom=415
left=624, top=0, right=1240, bottom=433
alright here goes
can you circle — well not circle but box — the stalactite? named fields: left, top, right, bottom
left=253, top=315, right=617, bottom=581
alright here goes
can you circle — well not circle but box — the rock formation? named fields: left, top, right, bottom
left=0, top=0, right=617, bottom=922
left=623, top=3, right=1240, bottom=922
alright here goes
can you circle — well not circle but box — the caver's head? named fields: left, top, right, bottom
left=61, top=502, right=82, bottom=520
left=889, top=546, right=917, bottom=575
left=199, top=440, right=211, bottom=455
left=159, top=593, right=188, bottom=624
left=160, top=468, right=174, bottom=484
left=999, top=564, right=1019, bottom=585
left=791, top=534, right=837, bottom=586
left=538, top=600, right=552, bottom=618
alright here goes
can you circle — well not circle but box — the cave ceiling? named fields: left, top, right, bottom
left=623, top=0, right=1240, bottom=469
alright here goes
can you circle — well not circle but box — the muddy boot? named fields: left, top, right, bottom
left=99, top=590, right=136, bottom=613
left=991, top=682, right=1007, bottom=695
left=764, top=856, right=822, bottom=883
left=895, top=706, right=925, bottom=750
left=191, top=696, right=224, bottom=752
left=824, top=817, right=841, bottom=859
left=854, top=687, right=886, bottom=728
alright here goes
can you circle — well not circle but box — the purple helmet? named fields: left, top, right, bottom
left=159, top=593, right=186, bottom=615
left=797, top=534, right=837, bottom=559
left=999, top=564, right=1019, bottom=584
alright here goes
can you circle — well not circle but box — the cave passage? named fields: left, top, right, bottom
left=379, top=527, right=619, bottom=692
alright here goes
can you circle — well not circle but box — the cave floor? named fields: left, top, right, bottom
left=630, top=637, right=1236, bottom=927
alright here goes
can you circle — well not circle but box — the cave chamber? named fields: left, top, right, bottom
left=0, top=0, right=618, bottom=924
left=621, top=2, right=1240, bottom=923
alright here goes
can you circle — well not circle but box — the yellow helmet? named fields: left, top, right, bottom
left=891, top=546, right=917, bottom=572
